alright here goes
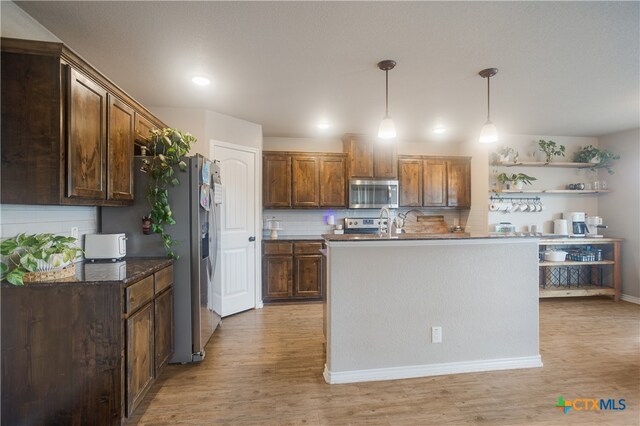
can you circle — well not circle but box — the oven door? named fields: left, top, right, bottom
left=348, top=179, right=399, bottom=208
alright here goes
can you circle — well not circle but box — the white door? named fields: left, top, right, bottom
left=213, top=142, right=258, bottom=317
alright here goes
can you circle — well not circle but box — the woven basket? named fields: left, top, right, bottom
left=23, top=264, right=76, bottom=283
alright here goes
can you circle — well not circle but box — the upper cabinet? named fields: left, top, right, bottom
left=399, top=156, right=471, bottom=209
left=342, top=134, right=397, bottom=179
left=0, top=38, right=166, bottom=206
left=263, top=152, right=347, bottom=208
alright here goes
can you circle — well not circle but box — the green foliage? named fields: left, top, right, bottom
left=496, top=172, right=537, bottom=185
left=497, top=146, right=519, bottom=162
left=142, top=128, right=197, bottom=259
left=573, top=145, right=620, bottom=174
left=537, top=140, right=566, bottom=162
left=0, top=233, right=82, bottom=285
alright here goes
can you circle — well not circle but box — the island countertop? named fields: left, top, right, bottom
left=322, top=232, right=539, bottom=241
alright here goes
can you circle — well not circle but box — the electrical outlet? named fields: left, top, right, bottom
left=431, top=326, right=442, bottom=343
left=70, top=227, right=79, bottom=239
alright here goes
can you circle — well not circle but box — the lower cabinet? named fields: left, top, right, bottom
left=124, top=264, right=174, bottom=417
left=263, top=240, right=324, bottom=302
left=0, top=260, right=174, bottom=425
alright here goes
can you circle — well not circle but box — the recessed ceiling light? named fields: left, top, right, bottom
left=192, top=76, right=211, bottom=86
left=433, top=126, right=446, bottom=134
left=317, top=121, right=330, bottom=129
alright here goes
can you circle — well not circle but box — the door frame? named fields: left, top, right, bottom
left=210, top=139, right=263, bottom=310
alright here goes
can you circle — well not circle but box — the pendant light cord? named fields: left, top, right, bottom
left=385, top=70, right=389, bottom=116
left=486, top=76, right=491, bottom=122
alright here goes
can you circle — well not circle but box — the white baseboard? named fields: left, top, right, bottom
left=621, top=294, right=640, bottom=304
left=323, top=356, right=543, bottom=384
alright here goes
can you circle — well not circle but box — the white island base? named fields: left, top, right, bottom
left=323, top=236, right=542, bottom=384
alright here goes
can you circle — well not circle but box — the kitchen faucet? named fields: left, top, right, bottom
left=378, top=206, right=393, bottom=238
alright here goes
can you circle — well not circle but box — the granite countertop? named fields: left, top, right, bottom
left=263, top=234, right=324, bottom=241
left=322, top=232, right=541, bottom=241
left=1, top=257, right=173, bottom=287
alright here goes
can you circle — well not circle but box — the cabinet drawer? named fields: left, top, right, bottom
left=294, top=242, right=323, bottom=255
left=155, top=265, right=173, bottom=294
left=263, top=242, right=293, bottom=255
left=125, top=275, right=154, bottom=314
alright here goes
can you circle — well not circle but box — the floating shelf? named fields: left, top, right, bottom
left=492, top=189, right=612, bottom=194
left=539, top=260, right=615, bottom=267
left=539, top=286, right=615, bottom=298
left=495, top=161, right=594, bottom=168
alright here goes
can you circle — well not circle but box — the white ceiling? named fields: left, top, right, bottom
left=14, top=1, right=640, bottom=142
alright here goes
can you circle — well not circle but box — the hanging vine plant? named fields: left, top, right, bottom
left=142, top=128, right=197, bottom=259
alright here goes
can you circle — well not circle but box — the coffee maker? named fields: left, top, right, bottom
left=586, top=215, right=607, bottom=238
left=564, top=211, right=588, bottom=237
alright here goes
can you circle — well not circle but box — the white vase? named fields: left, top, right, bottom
left=514, top=181, right=524, bottom=190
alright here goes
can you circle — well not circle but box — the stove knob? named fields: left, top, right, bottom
left=354, top=221, right=358, bottom=225
left=348, top=221, right=353, bottom=226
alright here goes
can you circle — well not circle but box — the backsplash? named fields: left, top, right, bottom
left=262, top=208, right=465, bottom=237
left=0, top=205, right=97, bottom=241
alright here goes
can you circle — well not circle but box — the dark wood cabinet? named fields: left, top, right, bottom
left=398, top=156, right=471, bottom=209
left=0, top=37, right=166, bottom=206
left=263, top=154, right=292, bottom=207
left=126, top=301, right=154, bottom=416
left=343, top=134, right=398, bottom=179
left=67, top=67, right=108, bottom=200
left=262, top=241, right=323, bottom=302
left=423, top=159, right=447, bottom=207
left=320, top=156, right=347, bottom=207
left=446, top=159, right=471, bottom=208
left=263, top=152, right=347, bottom=208
left=292, top=156, right=320, bottom=207
left=398, top=158, right=423, bottom=206
left=1, top=260, right=173, bottom=425
left=108, top=95, right=135, bottom=201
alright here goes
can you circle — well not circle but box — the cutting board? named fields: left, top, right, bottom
left=402, top=213, right=450, bottom=234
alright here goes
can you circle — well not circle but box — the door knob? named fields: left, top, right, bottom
left=248, top=236, right=256, bottom=242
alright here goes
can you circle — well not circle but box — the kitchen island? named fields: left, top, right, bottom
left=322, top=234, right=542, bottom=384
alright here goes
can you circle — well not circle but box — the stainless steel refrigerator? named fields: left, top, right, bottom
left=101, top=154, right=222, bottom=363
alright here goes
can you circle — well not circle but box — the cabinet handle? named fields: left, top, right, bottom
left=248, top=236, right=256, bottom=242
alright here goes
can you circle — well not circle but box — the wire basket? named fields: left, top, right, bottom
left=23, top=264, right=76, bottom=283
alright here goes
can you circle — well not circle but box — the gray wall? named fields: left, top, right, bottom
left=598, top=128, right=640, bottom=300
left=326, top=239, right=540, bottom=375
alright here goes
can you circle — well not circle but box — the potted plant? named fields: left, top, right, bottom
left=573, top=145, right=620, bottom=174
left=140, top=128, right=197, bottom=259
left=0, top=233, right=83, bottom=285
left=496, top=172, right=537, bottom=190
left=497, top=146, right=519, bottom=163
left=537, top=140, right=566, bottom=163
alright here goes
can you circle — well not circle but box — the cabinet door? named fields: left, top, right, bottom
left=135, top=113, right=156, bottom=144
left=293, top=255, right=322, bottom=298
left=292, top=156, right=320, bottom=207
left=423, top=159, right=447, bottom=207
left=126, top=302, right=154, bottom=416
left=263, top=154, right=291, bottom=207
left=262, top=255, right=293, bottom=299
left=373, top=141, right=398, bottom=178
left=107, top=95, right=134, bottom=201
left=67, top=67, right=107, bottom=200
left=344, top=136, right=374, bottom=178
left=154, top=288, right=174, bottom=378
left=320, top=156, right=347, bottom=207
left=447, top=160, right=471, bottom=208
left=398, top=158, right=422, bottom=206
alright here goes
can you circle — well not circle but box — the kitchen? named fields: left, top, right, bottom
left=1, top=1, right=639, bottom=425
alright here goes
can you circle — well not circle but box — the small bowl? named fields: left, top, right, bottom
left=544, top=251, right=567, bottom=262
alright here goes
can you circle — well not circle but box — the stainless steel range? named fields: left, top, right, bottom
left=343, top=217, right=388, bottom=234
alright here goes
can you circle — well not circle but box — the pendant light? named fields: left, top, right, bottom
left=478, top=67, right=498, bottom=143
left=377, top=60, right=397, bottom=139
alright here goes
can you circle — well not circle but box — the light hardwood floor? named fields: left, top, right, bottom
left=129, top=298, right=639, bottom=425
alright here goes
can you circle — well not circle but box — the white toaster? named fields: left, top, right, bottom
left=85, top=233, right=127, bottom=260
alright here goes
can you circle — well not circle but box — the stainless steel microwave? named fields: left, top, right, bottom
left=348, top=179, right=399, bottom=208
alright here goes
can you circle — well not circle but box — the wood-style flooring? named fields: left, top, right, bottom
left=129, top=298, right=639, bottom=425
